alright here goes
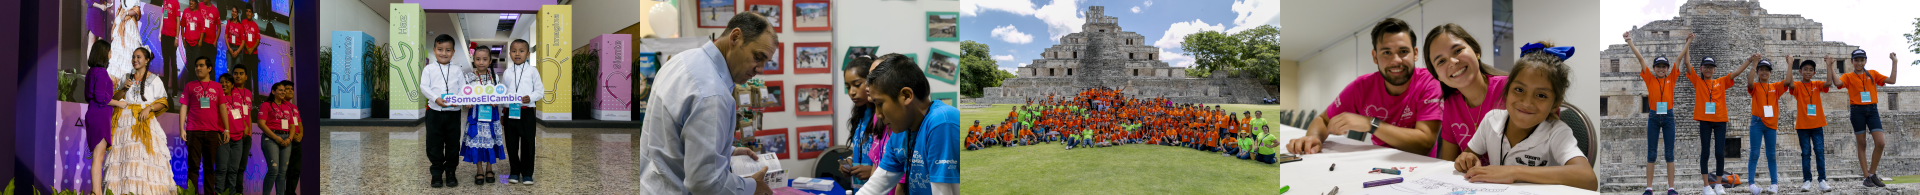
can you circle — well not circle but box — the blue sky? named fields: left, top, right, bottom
left=962, top=0, right=1279, bottom=73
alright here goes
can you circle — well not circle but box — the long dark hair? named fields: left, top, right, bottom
left=845, top=55, right=878, bottom=140
left=1422, top=23, right=1507, bottom=98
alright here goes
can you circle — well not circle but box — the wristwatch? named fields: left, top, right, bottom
left=1367, top=117, right=1381, bottom=134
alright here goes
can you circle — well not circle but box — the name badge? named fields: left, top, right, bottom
left=478, top=105, right=495, bottom=122
left=280, top=119, right=289, bottom=129
left=199, top=97, right=211, bottom=108
left=1705, top=102, right=1716, bottom=114
left=1807, top=104, right=1818, bottom=116
left=230, top=108, right=242, bottom=119
left=508, top=103, right=522, bottom=119
left=1862, top=92, right=1873, bottom=103
left=1763, top=106, right=1774, bottom=117
left=1656, top=102, right=1669, bottom=114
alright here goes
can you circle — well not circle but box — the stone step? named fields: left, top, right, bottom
left=1598, top=175, right=1873, bottom=194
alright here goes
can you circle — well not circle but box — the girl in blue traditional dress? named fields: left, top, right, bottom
left=461, top=47, right=507, bottom=186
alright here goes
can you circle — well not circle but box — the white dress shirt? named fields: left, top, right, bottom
left=639, top=41, right=755, bottom=195
left=419, top=59, right=470, bottom=111
left=501, top=60, right=545, bottom=108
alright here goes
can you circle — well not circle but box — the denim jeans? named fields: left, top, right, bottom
left=1698, top=121, right=1727, bottom=175
left=263, top=131, right=293, bottom=194
left=1796, top=128, right=1828, bottom=181
left=1747, top=116, right=1779, bottom=184
left=1647, top=113, right=1676, bottom=163
left=1849, top=105, right=1884, bottom=134
left=217, top=136, right=248, bottom=193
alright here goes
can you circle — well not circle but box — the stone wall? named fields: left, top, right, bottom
left=981, top=6, right=1275, bottom=104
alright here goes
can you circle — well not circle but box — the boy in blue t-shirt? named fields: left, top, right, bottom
left=857, top=54, right=960, bottom=195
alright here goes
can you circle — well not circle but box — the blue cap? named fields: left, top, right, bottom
left=1853, top=49, right=1868, bottom=59
left=1701, top=57, right=1717, bottom=66
left=1654, top=56, right=1670, bottom=66
left=1757, top=59, right=1773, bottom=70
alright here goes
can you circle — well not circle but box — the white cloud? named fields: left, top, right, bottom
left=962, top=0, right=1038, bottom=16
left=1224, top=0, right=1280, bottom=33
left=989, top=25, right=1035, bottom=44
left=1019, top=63, right=1031, bottom=67
left=993, top=55, right=1016, bottom=61
left=1154, top=19, right=1226, bottom=67
left=1134, top=0, right=1152, bottom=13
left=1034, top=0, right=1087, bottom=41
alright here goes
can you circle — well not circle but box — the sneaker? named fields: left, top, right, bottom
left=522, top=176, right=534, bottom=185
left=509, top=175, right=520, bottom=184
left=1802, top=180, right=1813, bottom=192
left=1748, top=184, right=1761, bottom=194
left=1865, top=174, right=1878, bottom=187
left=1715, top=184, right=1726, bottom=194
left=1873, top=174, right=1888, bottom=187
left=1643, top=188, right=1654, bottom=195
left=1818, top=180, right=1832, bottom=191
left=1767, top=183, right=1779, bottom=194
left=1703, top=186, right=1717, bottom=195
left=1667, top=188, right=1680, bottom=195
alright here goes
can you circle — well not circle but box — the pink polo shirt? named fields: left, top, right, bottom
left=1322, top=68, right=1444, bottom=148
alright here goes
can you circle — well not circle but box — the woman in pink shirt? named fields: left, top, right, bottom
left=258, top=80, right=300, bottom=195
left=216, top=67, right=255, bottom=193
left=1422, top=24, right=1508, bottom=162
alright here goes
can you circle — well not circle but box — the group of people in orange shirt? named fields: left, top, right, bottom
left=1629, top=31, right=1900, bottom=195
left=965, top=87, right=1284, bottom=163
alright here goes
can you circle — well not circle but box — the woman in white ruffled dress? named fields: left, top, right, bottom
left=104, top=48, right=177, bottom=195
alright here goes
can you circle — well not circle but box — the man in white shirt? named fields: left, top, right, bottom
left=501, top=39, right=545, bottom=185
left=639, top=12, right=779, bottom=195
left=418, top=34, right=470, bottom=188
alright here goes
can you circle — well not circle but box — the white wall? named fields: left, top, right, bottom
left=319, top=0, right=391, bottom=47
left=1293, top=0, right=1601, bottom=121
left=569, top=0, right=642, bottom=44
left=1292, top=0, right=1492, bottom=113
left=1514, top=0, right=1600, bottom=120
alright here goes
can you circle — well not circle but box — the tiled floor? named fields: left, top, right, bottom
left=318, top=125, right=638, bottom=194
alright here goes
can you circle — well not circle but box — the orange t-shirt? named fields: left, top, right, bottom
left=1789, top=80, right=1830, bottom=129
left=1687, top=67, right=1736, bottom=122
left=1641, top=66, right=1681, bottom=113
left=1747, top=82, right=1790, bottom=130
left=1838, top=70, right=1889, bottom=105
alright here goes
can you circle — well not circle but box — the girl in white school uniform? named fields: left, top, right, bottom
left=1451, top=42, right=1597, bottom=190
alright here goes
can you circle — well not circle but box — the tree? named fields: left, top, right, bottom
left=1180, top=25, right=1283, bottom=83
left=1906, top=18, right=1920, bottom=66
left=960, top=40, right=1012, bottom=97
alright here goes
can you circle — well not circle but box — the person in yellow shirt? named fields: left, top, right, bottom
left=1834, top=49, right=1898, bottom=188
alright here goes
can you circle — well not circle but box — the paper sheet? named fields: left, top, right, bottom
left=1360, top=175, right=1550, bottom=195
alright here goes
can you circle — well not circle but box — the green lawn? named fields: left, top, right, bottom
left=1887, top=174, right=1920, bottom=184
left=960, top=144, right=1281, bottom=194
left=958, top=104, right=1291, bottom=194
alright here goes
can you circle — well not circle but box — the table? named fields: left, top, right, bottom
left=1276, top=126, right=1597, bottom=194
left=782, top=178, right=847, bottom=195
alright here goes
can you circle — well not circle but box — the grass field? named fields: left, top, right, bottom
left=958, top=104, right=1292, bottom=194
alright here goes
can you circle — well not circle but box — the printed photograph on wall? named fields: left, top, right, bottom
left=792, top=0, right=831, bottom=31
left=697, top=0, right=736, bottom=28
left=794, top=84, right=833, bottom=116
left=794, top=125, right=833, bottom=159
left=926, top=12, right=959, bottom=41
left=744, top=0, right=781, bottom=32
left=760, top=42, right=784, bottom=75
left=841, top=46, right=878, bottom=71
left=791, top=42, right=832, bottom=74
left=932, top=92, right=958, bottom=107
left=927, top=48, right=959, bottom=84
left=753, top=128, right=791, bottom=160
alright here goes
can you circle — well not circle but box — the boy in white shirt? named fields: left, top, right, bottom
left=501, top=39, right=545, bottom=185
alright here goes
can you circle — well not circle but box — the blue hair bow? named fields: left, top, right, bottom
left=1521, top=43, right=1575, bottom=61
